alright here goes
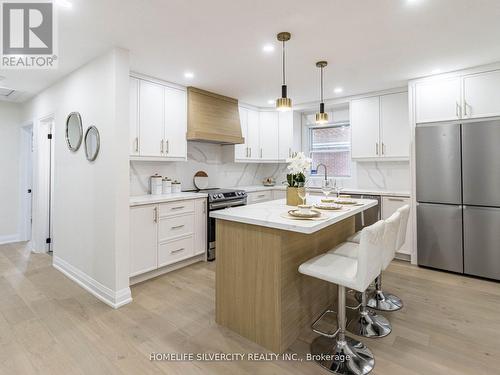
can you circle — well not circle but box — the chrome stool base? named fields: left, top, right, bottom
left=347, top=309, right=392, bottom=338
left=311, top=335, right=375, bottom=375
left=366, top=290, right=403, bottom=312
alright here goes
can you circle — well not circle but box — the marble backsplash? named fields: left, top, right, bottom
left=130, top=142, right=288, bottom=195
left=130, top=142, right=410, bottom=195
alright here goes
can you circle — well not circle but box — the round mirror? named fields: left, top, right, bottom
left=65, top=112, right=83, bottom=151
left=84, top=126, right=100, bottom=162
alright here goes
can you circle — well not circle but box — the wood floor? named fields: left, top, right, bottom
left=1, top=241, right=499, bottom=375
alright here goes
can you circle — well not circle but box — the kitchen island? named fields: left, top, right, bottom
left=210, top=196, right=377, bottom=353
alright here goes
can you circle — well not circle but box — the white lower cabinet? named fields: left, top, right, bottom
left=158, top=236, right=194, bottom=268
left=247, top=190, right=273, bottom=204
left=129, top=205, right=158, bottom=277
left=129, top=198, right=207, bottom=280
left=272, top=189, right=286, bottom=200
left=381, top=196, right=412, bottom=256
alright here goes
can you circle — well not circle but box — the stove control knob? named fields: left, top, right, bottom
left=218, top=194, right=223, bottom=199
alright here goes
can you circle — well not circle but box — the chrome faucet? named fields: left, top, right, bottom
left=316, top=163, right=328, bottom=181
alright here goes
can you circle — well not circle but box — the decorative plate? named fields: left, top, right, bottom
left=288, top=209, right=321, bottom=218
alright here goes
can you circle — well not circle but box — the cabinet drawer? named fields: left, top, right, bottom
left=159, top=214, right=194, bottom=241
left=247, top=190, right=272, bottom=204
left=158, top=236, right=194, bottom=267
left=159, top=200, right=194, bottom=217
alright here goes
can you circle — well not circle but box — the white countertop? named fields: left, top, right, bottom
left=130, top=192, right=207, bottom=207
left=210, top=196, right=377, bottom=234
left=236, top=185, right=410, bottom=197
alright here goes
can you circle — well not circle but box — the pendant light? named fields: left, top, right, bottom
left=315, top=61, right=328, bottom=124
left=276, top=32, right=292, bottom=111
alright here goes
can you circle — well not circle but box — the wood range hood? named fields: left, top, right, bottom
left=187, top=87, right=244, bottom=144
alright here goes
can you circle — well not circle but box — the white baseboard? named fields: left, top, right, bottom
left=53, top=256, right=132, bottom=309
left=0, top=234, right=21, bottom=245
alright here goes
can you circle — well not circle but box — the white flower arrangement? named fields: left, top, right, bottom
left=285, top=152, right=312, bottom=187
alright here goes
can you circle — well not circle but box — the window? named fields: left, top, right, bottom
left=309, top=124, right=351, bottom=177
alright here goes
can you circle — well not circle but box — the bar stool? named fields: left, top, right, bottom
left=366, top=205, right=410, bottom=312
left=298, top=220, right=386, bottom=375
left=337, top=211, right=401, bottom=339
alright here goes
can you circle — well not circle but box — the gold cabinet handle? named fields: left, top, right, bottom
left=171, top=248, right=185, bottom=254
left=166, top=139, right=169, bottom=154
left=153, top=207, right=158, bottom=223
left=160, top=140, right=164, bottom=154
left=382, top=143, right=385, bottom=155
left=135, top=137, right=139, bottom=152
left=375, top=143, right=379, bottom=155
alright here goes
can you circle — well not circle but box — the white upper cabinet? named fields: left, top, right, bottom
left=414, top=69, right=500, bottom=124
left=415, top=77, right=461, bottom=123
left=351, top=92, right=409, bottom=160
left=247, top=109, right=260, bottom=160
left=164, top=86, right=187, bottom=158
left=139, top=80, right=164, bottom=157
left=129, top=77, right=139, bottom=156
left=234, top=107, right=298, bottom=163
left=235, top=107, right=248, bottom=159
left=259, top=111, right=279, bottom=160
left=463, top=70, right=500, bottom=119
left=278, top=111, right=294, bottom=160
left=131, top=76, right=187, bottom=160
left=351, top=96, right=380, bottom=158
left=380, top=92, right=409, bottom=158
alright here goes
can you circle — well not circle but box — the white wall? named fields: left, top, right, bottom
left=130, top=141, right=288, bottom=195
left=0, top=102, right=22, bottom=243
left=22, top=48, right=131, bottom=308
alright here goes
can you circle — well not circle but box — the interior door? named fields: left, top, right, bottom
left=415, top=124, right=462, bottom=204
left=235, top=107, right=248, bottom=160
left=246, top=109, right=260, bottom=160
left=380, top=92, right=409, bottom=158
left=278, top=111, right=293, bottom=160
left=351, top=96, right=380, bottom=158
left=464, top=206, right=500, bottom=280
left=417, top=203, right=463, bottom=273
left=129, top=77, right=139, bottom=155
left=462, top=120, right=500, bottom=207
left=139, top=80, right=164, bottom=157
left=259, top=111, right=279, bottom=160
left=164, top=86, right=187, bottom=158
left=463, top=70, right=500, bottom=119
left=415, top=77, right=461, bottom=123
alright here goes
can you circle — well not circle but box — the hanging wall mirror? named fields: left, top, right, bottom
left=65, top=112, right=83, bottom=151
left=84, top=126, right=100, bottom=162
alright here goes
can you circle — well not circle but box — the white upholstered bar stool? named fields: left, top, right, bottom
left=339, top=211, right=401, bottom=339
left=366, top=205, right=410, bottom=312
left=298, top=220, right=386, bottom=375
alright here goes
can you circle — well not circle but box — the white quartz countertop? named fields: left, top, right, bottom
left=130, top=192, right=207, bottom=207
left=236, top=185, right=410, bottom=197
left=210, top=196, right=377, bottom=234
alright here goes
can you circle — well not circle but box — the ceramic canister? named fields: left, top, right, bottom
left=150, top=174, right=163, bottom=195
left=162, top=178, right=172, bottom=194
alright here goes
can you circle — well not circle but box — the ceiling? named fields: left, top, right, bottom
left=2, top=0, right=500, bottom=106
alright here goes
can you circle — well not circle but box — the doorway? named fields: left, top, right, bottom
left=31, top=116, right=54, bottom=254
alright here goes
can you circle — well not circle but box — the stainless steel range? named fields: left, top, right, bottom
left=204, top=188, right=247, bottom=261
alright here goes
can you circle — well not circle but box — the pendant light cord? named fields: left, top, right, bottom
left=282, top=40, right=286, bottom=85
left=320, top=66, right=324, bottom=103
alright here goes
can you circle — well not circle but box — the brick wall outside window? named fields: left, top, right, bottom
left=310, top=125, right=351, bottom=177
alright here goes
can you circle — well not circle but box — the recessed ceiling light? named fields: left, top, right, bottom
left=334, top=87, right=343, bottom=94
left=184, top=72, right=194, bottom=79
left=431, top=68, right=441, bottom=75
left=262, top=44, right=275, bottom=53
left=267, top=99, right=274, bottom=105
left=56, top=0, right=73, bottom=8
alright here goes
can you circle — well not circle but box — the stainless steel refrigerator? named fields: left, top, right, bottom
left=416, top=120, right=500, bottom=280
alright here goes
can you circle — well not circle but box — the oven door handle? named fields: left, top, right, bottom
left=210, top=199, right=247, bottom=210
